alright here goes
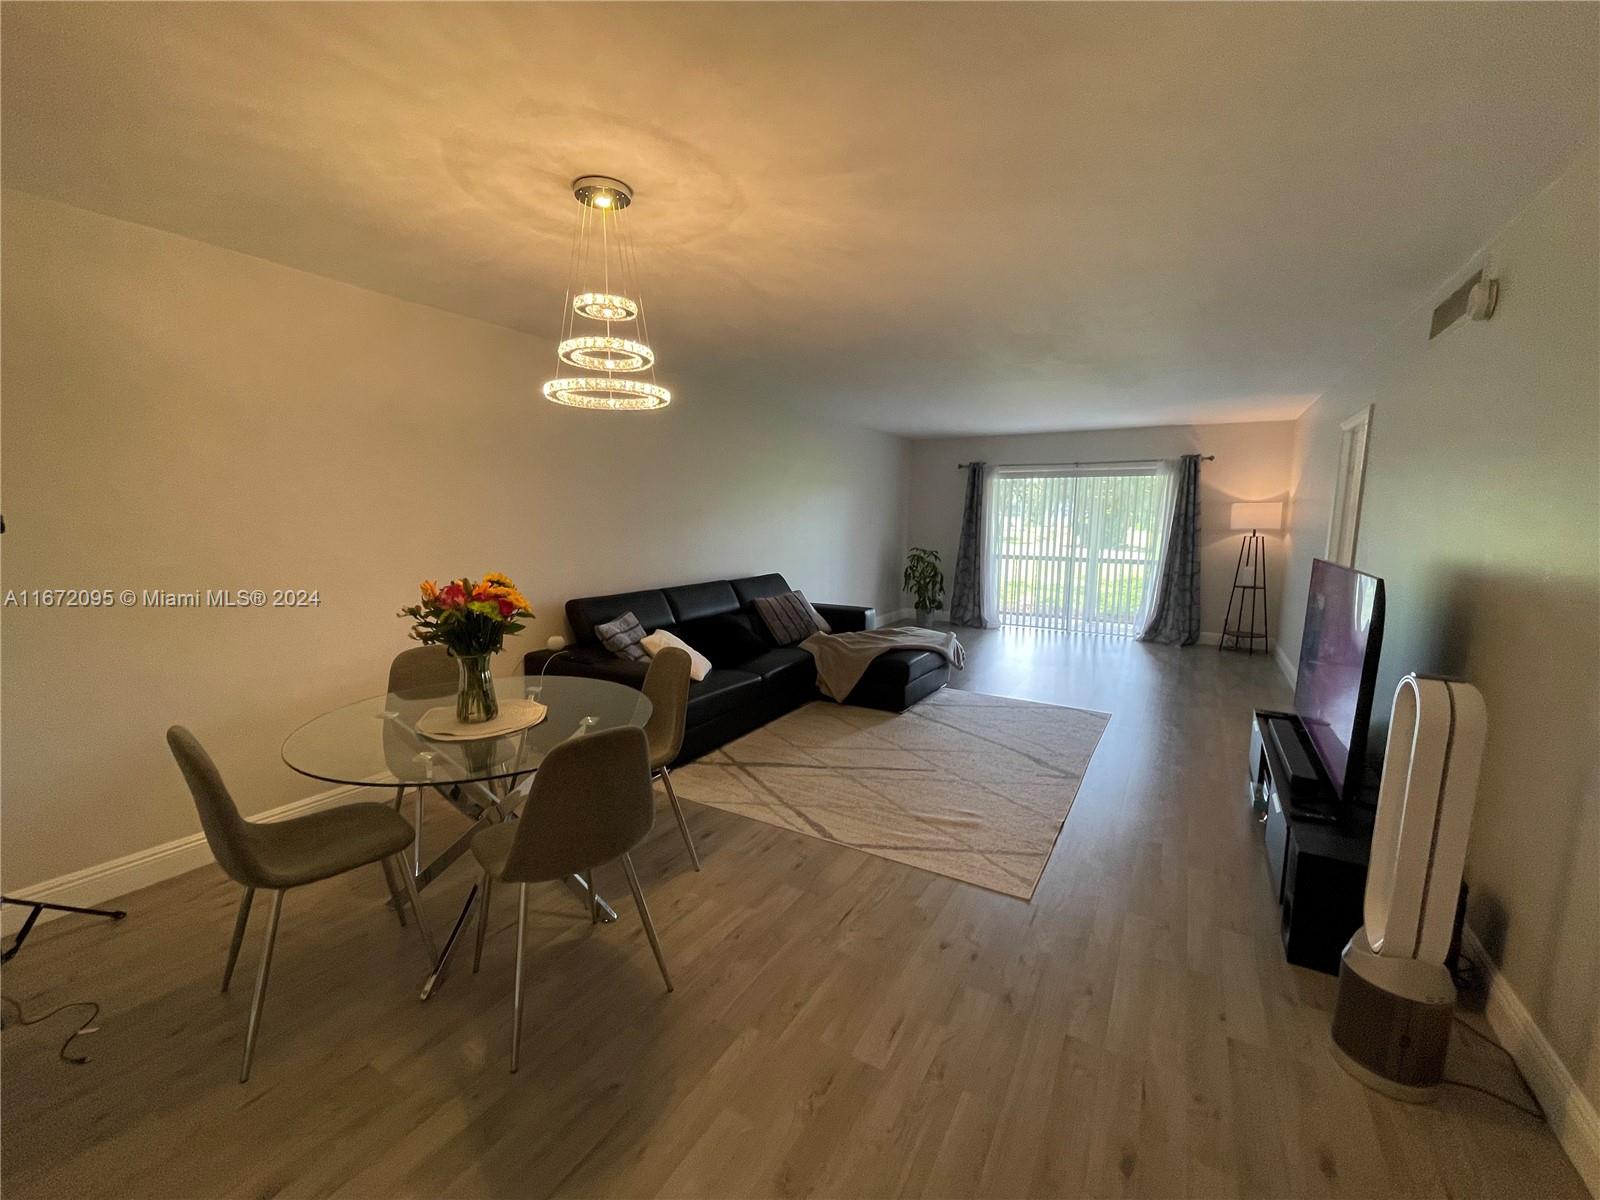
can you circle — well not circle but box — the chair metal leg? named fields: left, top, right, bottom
left=620, top=853, right=673, bottom=993
left=393, top=785, right=405, bottom=813
left=510, top=882, right=528, bottom=1073
left=473, top=871, right=492, bottom=974
left=396, top=854, right=438, bottom=967
left=221, top=886, right=255, bottom=994
left=659, top=768, right=701, bottom=871
left=378, top=857, right=408, bottom=928
left=240, top=889, right=284, bottom=1083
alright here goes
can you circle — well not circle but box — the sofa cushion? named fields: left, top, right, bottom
left=731, top=573, right=793, bottom=607
left=568, top=589, right=674, bottom=646
left=740, top=647, right=817, bottom=688
left=685, top=668, right=764, bottom=723
left=524, top=645, right=647, bottom=687
left=663, top=580, right=740, bottom=624
left=676, top=613, right=768, bottom=665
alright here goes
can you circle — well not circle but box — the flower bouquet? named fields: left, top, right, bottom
left=399, top=573, right=533, bottom=723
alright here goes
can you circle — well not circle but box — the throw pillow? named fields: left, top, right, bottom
left=752, top=589, right=832, bottom=647
left=640, top=628, right=712, bottom=681
left=594, top=611, right=649, bottom=662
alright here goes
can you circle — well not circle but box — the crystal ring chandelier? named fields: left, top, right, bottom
left=557, top=334, right=654, bottom=372
left=572, top=292, right=638, bottom=322
left=542, top=176, right=672, bottom=411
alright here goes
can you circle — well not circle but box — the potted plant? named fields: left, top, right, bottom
left=902, top=548, right=945, bottom=628
left=398, top=573, right=533, bottom=723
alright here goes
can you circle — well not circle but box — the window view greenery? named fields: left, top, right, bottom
left=990, top=469, right=1168, bottom=635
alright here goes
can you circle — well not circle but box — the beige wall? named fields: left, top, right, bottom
left=1278, top=143, right=1600, bottom=1108
left=0, top=191, right=908, bottom=890
left=905, top=421, right=1297, bottom=637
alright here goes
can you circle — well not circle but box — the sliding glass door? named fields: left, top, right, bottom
left=989, top=466, right=1170, bottom=635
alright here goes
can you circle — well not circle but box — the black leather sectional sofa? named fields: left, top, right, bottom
left=523, top=573, right=951, bottom=763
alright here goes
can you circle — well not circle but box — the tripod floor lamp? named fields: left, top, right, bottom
left=1220, top=501, right=1282, bottom=654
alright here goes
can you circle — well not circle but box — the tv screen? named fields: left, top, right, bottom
left=1293, top=559, right=1385, bottom=803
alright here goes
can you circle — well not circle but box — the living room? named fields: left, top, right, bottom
left=2, top=5, right=1596, bottom=1199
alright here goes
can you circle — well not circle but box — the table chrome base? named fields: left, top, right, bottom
left=419, top=870, right=616, bottom=1001
left=564, top=872, right=618, bottom=925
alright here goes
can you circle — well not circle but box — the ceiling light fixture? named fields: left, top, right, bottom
left=558, top=335, right=655, bottom=372
left=542, top=175, right=672, bottom=411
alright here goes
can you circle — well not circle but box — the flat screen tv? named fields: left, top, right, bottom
left=1293, top=559, right=1386, bottom=805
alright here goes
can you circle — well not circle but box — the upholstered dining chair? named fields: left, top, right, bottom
left=388, top=644, right=456, bottom=696
left=469, top=725, right=672, bottom=1072
left=641, top=647, right=701, bottom=870
left=385, top=645, right=458, bottom=873
left=166, top=726, right=437, bottom=1083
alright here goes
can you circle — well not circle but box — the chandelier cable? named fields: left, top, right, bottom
left=621, top=205, right=657, bottom=389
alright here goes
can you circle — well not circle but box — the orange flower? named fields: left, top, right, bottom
left=420, top=579, right=439, bottom=602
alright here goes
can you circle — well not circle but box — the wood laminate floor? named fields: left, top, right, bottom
left=1, top=628, right=1584, bottom=1199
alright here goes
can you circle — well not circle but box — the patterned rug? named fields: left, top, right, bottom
left=670, top=689, right=1110, bottom=900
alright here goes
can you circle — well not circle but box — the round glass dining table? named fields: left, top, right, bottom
left=281, top=674, right=652, bottom=1000
left=281, top=674, right=651, bottom=789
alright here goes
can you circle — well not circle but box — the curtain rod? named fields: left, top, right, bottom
left=957, top=455, right=1214, bottom=469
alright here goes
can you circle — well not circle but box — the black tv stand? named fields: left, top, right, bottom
left=1248, top=710, right=1373, bottom=973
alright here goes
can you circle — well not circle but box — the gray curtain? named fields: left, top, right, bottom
left=1139, top=454, right=1201, bottom=645
left=949, top=462, right=988, bottom=627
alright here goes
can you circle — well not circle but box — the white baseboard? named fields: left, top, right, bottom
left=1464, top=927, right=1600, bottom=1196
left=2, top=779, right=373, bottom=936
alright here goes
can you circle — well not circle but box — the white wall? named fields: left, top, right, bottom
left=905, top=421, right=1296, bottom=637
left=0, top=191, right=908, bottom=892
left=1279, top=143, right=1600, bottom=1118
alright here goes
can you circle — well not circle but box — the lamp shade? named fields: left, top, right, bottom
left=1231, top=501, right=1283, bottom=532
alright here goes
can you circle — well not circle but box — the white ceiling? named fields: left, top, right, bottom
left=4, top=3, right=1596, bottom=436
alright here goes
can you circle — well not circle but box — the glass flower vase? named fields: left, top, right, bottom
left=454, top=653, right=499, bottom=724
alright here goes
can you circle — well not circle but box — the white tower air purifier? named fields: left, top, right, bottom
left=1331, top=673, right=1487, bottom=1102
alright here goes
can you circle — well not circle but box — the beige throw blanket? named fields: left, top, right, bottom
left=799, top=627, right=967, bottom=702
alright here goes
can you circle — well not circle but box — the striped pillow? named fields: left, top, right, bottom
left=594, top=611, right=649, bottom=662
left=752, top=590, right=832, bottom=647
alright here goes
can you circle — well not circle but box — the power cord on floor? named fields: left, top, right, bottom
left=1440, top=1076, right=1545, bottom=1121
left=0, top=994, right=101, bottom=1065
left=1453, top=1013, right=1516, bottom=1057
left=1439, top=969, right=1546, bottom=1122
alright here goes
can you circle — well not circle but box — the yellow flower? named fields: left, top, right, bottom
left=472, top=574, right=530, bottom=613
left=420, top=579, right=439, bottom=602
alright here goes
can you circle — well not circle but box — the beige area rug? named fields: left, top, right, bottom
left=670, top=689, right=1110, bottom=900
